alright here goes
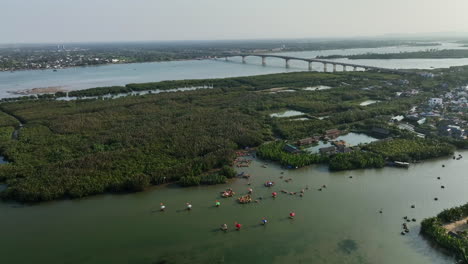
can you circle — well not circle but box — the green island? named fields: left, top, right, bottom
left=0, top=67, right=467, bottom=203
left=317, top=49, right=468, bottom=60
left=421, top=202, right=468, bottom=263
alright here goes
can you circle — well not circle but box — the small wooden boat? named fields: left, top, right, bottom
left=237, top=172, right=251, bottom=178
left=394, top=161, right=410, bottom=168
left=264, top=181, right=275, bottom=187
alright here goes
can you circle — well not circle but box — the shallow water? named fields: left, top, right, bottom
left=303, top=85, right=332, bottom=91
left=360, top=100, right=380, bottom=106
left=0, top=151, right=467, bottom=264
left=270, top=110, right=306, bottom=118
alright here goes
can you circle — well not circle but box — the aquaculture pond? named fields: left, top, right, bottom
left=303, top=85, right=332, bottom=91
left=360, top=100, right=380, bottom=106
left=306, top=133, right=379, bottom=154
left=270, top=110, right=306, bottom=118
left=0, top=151, right=467, bottom=264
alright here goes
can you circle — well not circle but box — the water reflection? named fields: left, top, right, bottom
left=270, top=110, right=306, bottom=118
left=306, top=133, right=378, bottom=153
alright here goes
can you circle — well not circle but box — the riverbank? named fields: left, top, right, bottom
left=0, top=68, right=466, bottom=202
left=7, top=86, right=68, bottom=95
left=0, top=40, right=442, bottom=72
left=318, top=49, right=468, bottom=60
left=1, top=151, right=466, bottom=264
left=443, top=217, right=468, bottom=233
left=421, top=202, right=468, bottom=264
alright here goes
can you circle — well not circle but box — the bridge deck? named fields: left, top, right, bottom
left=221, top=53, right=408, bottom=74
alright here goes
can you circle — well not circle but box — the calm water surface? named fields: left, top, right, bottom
left=307, top=133, right=379, bottom=153
left=0, top=152, right=467, bottom=264
left=2, top=42, right=468, bottom=98
left=270, top=110, right=306, bottom=118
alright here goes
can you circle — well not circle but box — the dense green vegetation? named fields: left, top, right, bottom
left=257, top=141, right=326, bottom=167
left=0, top=88, right=270, bottom=202
left=0, top=67, right=467, bottom=202
left=328, top=152, right=385, bottom=171
left=318, top=49, right=468, bottom=60
left=178, top=166, right=236, bottom=187
left=421, top=202, right=468, bottom=264
left=0, top=110, right=20, bottom=127
left=362, top=139, right=455, bottom=161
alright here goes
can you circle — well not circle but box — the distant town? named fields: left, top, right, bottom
left=0, top=40, right=441, bottom=72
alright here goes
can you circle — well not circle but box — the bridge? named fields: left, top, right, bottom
left=216, top=54, right=408, bottom=74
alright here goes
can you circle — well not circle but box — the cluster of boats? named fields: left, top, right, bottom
left=221, top=189, right=235, bottom=198
left=234, top=158, right=252, bottom=168
left=237, top=194, right=252, bottom=204
left=221, top=188, right=252, bottom=204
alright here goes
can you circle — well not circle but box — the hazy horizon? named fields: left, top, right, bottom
left=2, top=0, right=468, bottom=44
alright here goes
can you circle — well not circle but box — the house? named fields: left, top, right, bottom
left=371, top=127, right=390, bottom=138
left=428, top=98, right=443, bottom=107
left=419, top=72, right=435, bottom=78
left=398, top=79, right=410, bottom=85
left=325, top=129, right=341, bottom=139
left=421, top=111, right=441, bottom=117
left=406, top=114, right=419, bottom=121
left=332, top=140, right=349, bottom=147
left=297, top=137, right=319, bottom=146
left=400, top=89, right=419, bottom=97
left=447, top=125, right=465, bottom=139
left=283, top=144, right=301, bottom=154
left=336, top=145, right=353, bottom=153
left=391, top=115, right=405, bottom=122
left=319, top=146, right=337, bottom=155
left=398, top=123, right=415, bottom=132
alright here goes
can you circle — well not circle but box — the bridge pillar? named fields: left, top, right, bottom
left=285, top=59, right=290, bottom=68
left=333, top=64, right=337, bottom=72
left=308, top=62, right=312, bottom=71
left=353, top=66, right=357, bottom=71
left=262, top=56, right=266, bottom=66
left=323, top=63, right=327, bottom=72
left=225, top=57, right=228, bottom=61
left=343, top=65, right=347, bottom=72
left=242, top=56, right=246, bottom=64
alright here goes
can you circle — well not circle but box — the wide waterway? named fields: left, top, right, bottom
left=2, top=42, right=468, bottom=98
left=0, top=152, right=467, bottom=264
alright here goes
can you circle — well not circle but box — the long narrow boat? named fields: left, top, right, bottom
left=394, top=161, right=410, bottom=168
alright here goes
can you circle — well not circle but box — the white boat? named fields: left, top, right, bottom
left=394, top=161, right=410, bottom=168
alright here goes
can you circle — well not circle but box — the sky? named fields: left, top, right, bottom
left=1, top=0, right=468, bottom=43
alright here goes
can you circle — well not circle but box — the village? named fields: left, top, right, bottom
left=391, top=84, right=467, bottom=140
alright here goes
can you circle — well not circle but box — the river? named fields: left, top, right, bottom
left=0, top=152, right=467, bottom=264
left=2, top=42, right=468, bottom=99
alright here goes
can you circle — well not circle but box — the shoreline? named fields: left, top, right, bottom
left=0, top=43, right=445, bottom=73
left=7, top=86, right=68, bottom=95
left=443, top=216, right=468, bottom=233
